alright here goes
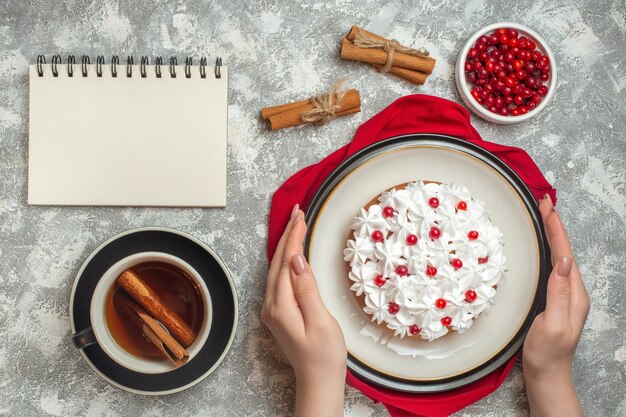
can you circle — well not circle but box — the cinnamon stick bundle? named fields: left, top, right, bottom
left=260, top=80, right=361, bottom=131
left=340, top=26, right=436, bottom=85
left=117, top=269, right=196, bottom=348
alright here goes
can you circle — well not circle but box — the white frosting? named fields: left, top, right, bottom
left=346, top=181, right=507, bottom=341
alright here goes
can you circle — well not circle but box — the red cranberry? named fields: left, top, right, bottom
left=523, top=87, right=533, bottom=98
left=406, top=234, right=418, bottom=246
left=477, top=68, right=489, bottom=79
left=485, top=95, right=495, bottom=107
left=485, top=61, right=495, bottom=72
left=476, top=78, right=486, bottom=86
left=371, top=230, right=384, bottom=242
left=388, top=302, right=400, bottom=315
left=374, top=274, right=386, bottom=287
left=473, top=61, right=482, bottom=70
left=502, top=86, right=513, bottom=96
left=441, top=316, right=452, bottom=327
left=492, top=49, right=501, bottom=58
left=504, top=95, right=514, bottom=104
left=537, top=85, right=549, bottom=96
left=468, top=230, right=479, bottom=240
left=429, top=227, right=441, bottom=240
left=503, top=51, right=514, bottom=62
left=465, top=289, right=478, bottom=302
left=451, top=258, right=463, bottom=269
left=524, top=61, right=536, bottom=72
left=540, top=72, right=550, bottom=81
left=500, top=106, right=510, bottom=116
left=478, top=256, right=489, bottom=264
left=528, top=101, right=537, bottom=109
left=505, top=77, right=517, bottom=87
left=428, top=197, right=440, bottom=208
left=519, top=105, right=528, bottom=114
left=516, top=69, right=527, bottom=80
left=525, top=76, right=537, bottom=88
left=526, top=40, right=536, bottom=50
left=486, top=45, right=498, bottom=55
left=409, top=324, right=421, bottom=335
left=464, top=61, right=472, bottom=72
left=495, top=96, right=504, bottom=108
left=426, top=265, right=437, bottom=277
left=499, top=34, right=509, bottom=45
left=478, top=35, right=488, bottom=44
left=467, top=48, right=478, bottom=59
left=532, top=51, right=542, bottom=61
left=518, top=38, right=528, bottom=50
left=508, top=37, right=518, bottom=47
left=496, top=28, right=507, bottom=36
left=488, top=34, right=499, bottom=45
left=467, top=71, right=477, bottom=84
left=513, top=59, right=524, bottom=70
left=382, top=206, right=395, bottom=218
left=479, top=51, right=488, bottom=61
left=507, top=28, right=518, bottom=38
left=500, top=43, right=510, bottom=53
left=435, top=298, right=447, bottom=309
left=511, top=107, right=520, bottom=116
left=541, top=64, right=551, bottom=74
left=395, top=265, right=409, bottom=276
left=457, top=201, right=467, bottom=210
left=532, top=93, right=542, bottom=104
left=476, top=42, right=486, bottom=52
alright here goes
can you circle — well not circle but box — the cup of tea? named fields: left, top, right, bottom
left=72, top=252, right=212, bottom=374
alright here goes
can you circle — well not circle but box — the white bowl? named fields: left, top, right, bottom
left=455, top=22, right=557, bottom=124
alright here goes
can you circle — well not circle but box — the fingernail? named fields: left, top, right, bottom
left=291, top=204, right=300, bottom=220
left=291, top=254, right=308, bottom=275
left=557, top=256, right=572, bottom=277
left=544, top=194, right=554, bottom=209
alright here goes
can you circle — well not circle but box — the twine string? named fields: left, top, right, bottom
left=352, top=31, right=429, bottom=73
left=301, top=78, right=348, bottom=124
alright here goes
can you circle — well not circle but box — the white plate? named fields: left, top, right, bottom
left=305, top=135, right=549, bottom=391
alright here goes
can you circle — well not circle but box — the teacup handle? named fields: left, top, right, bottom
left=72, top=327, right=97, bottom=349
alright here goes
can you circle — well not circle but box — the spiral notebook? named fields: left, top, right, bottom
left=28, top=55, right=228, bottom=207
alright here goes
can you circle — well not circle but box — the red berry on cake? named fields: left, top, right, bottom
left=429, top=227, right=441, bottom=240
left=371, top=230, right=384, bottom=242
left=374, top=274, right=386, bottom=287
left=468, top=230, right=479, bottom=240
left=426, top=265, right=437, bottom=277
left=465, top=289, right=478, bottom=302
left=382, top=206, right=395, bottom=218
left=406, top=234, right=418, bottom=245
left=435, top=298, right=447, bottom=309
left=457, top=201, right=468, bottom=210
left=451, top=258, right=463, bottom=269
left=409, top=324, right=421, bottom=335
left=478, top=256, right=489, bottom=264
left=388, top=302, right=400, bottom=315
left=441, top=316, right=452, bottom=326
left=428, top=197, right=440, bottom=208
left=395, top=265, right=409, bottom=276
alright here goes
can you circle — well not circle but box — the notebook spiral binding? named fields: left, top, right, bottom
left=36, top=55, right=223, bottom=79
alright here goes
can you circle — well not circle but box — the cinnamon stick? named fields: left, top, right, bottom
left=263, top=89, right=361, bottom=131
left=372, top=64, right=428, bottom=85
left=114, top=291, right=189, bottom=367
left=117, top=269, right=196, bottom=348
left=261, top=100, right=309, bottom=120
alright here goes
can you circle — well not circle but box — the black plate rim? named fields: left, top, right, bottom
left=69, top=226, right=239, bottom=395
left=304, top=133, right=550, bottom=393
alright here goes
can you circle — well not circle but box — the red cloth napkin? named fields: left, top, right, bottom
left=267, top=94, right=556, bottom=417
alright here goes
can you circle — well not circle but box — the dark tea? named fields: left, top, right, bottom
left=105, top=261, right=204, bottom=361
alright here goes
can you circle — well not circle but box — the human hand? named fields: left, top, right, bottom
left=522, top=194, right=589, bottom=417
left=262, top=204, right=347, bottom=417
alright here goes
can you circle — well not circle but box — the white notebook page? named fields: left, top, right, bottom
left=28, top=63, right=228, bottom=207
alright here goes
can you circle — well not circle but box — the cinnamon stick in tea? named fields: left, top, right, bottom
left=114, top=291, right=189, bottom=367
left=117, top=269, right=196, bottom=348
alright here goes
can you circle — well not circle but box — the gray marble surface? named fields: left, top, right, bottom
left=0, top=0, right=624, bottom=416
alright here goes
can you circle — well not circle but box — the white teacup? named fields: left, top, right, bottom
left=72, top=252, right=212, bottom=374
